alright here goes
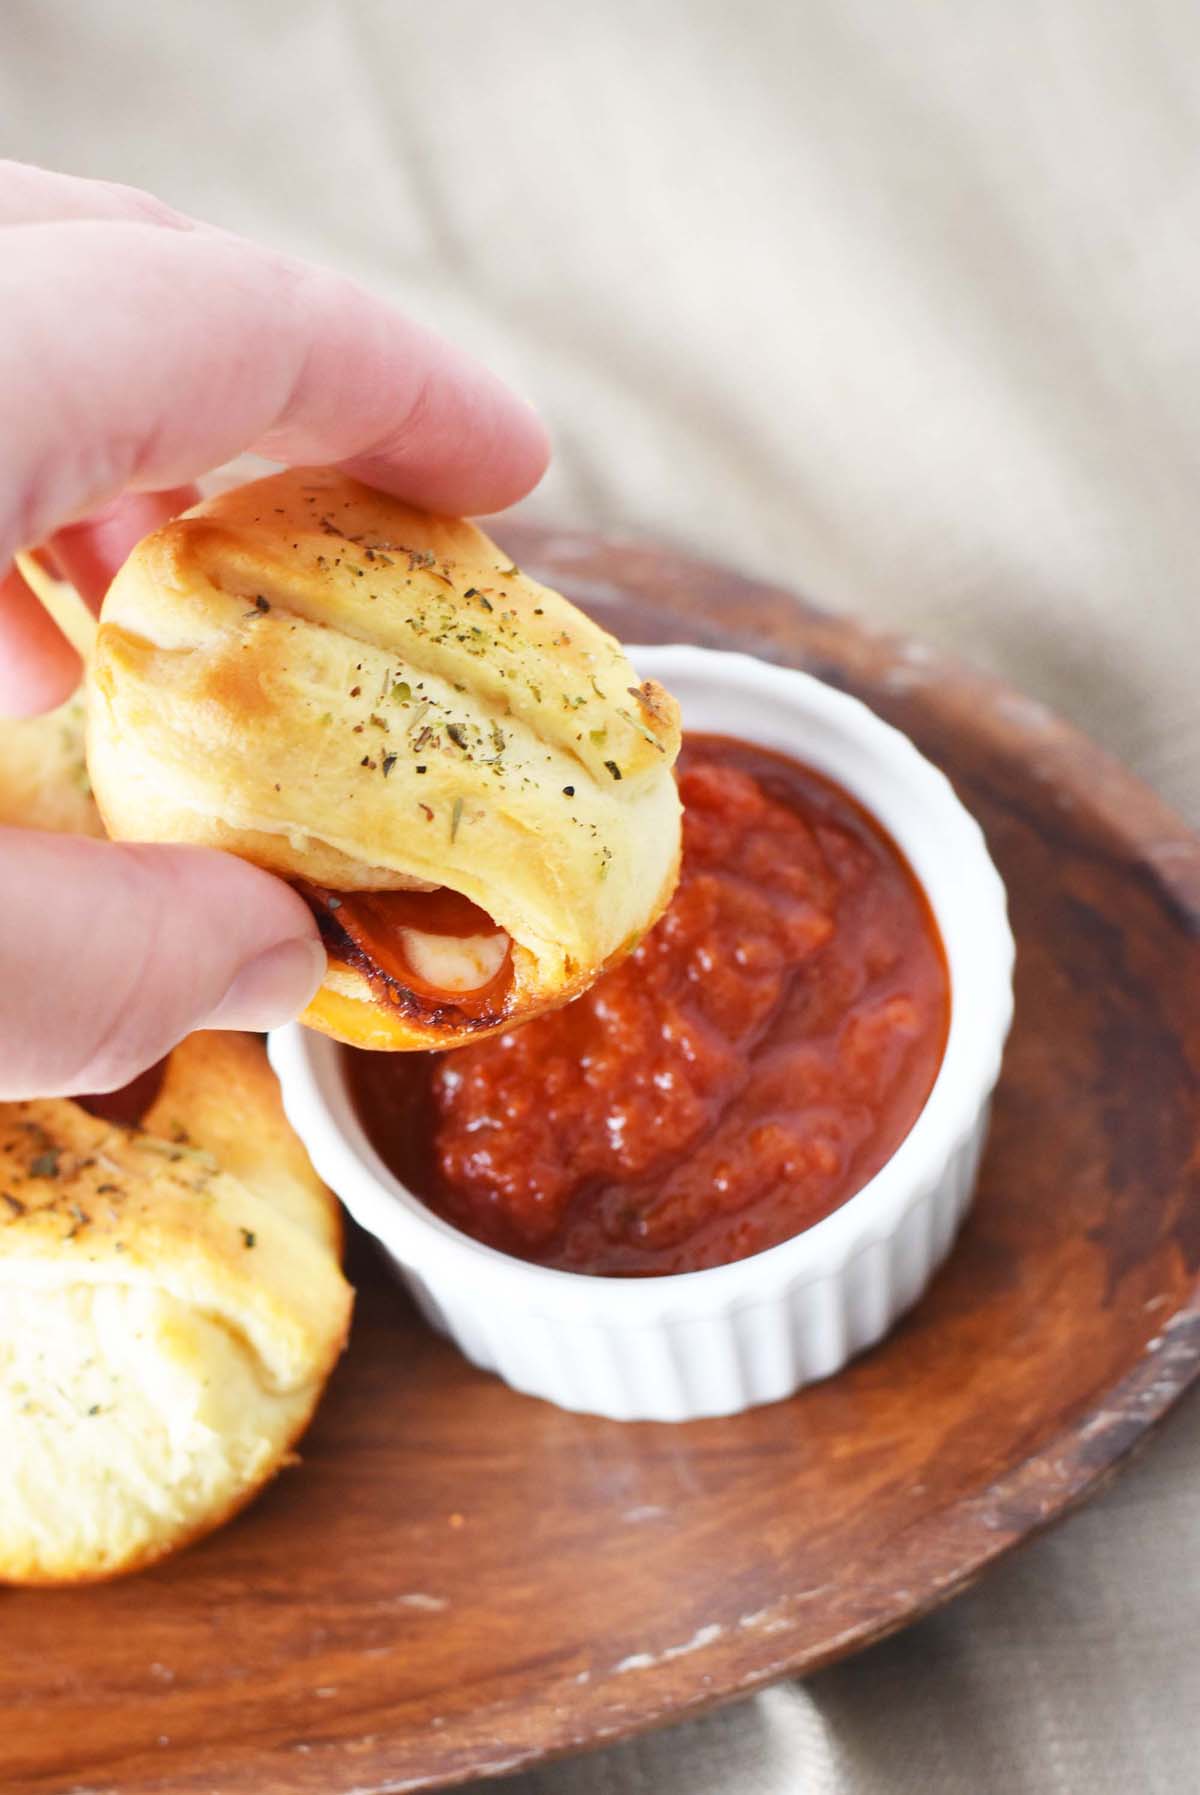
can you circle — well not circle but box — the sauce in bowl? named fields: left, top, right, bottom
left=348, top=735, right=950, bottom=1276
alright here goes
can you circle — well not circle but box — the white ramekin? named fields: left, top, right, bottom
left=269, top=645, right=1014, bottom=1422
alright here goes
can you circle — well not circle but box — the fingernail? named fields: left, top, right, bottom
left=206, top=938, right=326, bottom=1031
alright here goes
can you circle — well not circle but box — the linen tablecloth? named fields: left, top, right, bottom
left=4, top=3, right=1198, bottom=1788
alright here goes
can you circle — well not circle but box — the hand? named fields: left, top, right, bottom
left=0, top=160, right=549, bottom=1098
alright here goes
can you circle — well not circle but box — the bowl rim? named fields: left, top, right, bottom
left=268, top=642, right=1015, bottom=1321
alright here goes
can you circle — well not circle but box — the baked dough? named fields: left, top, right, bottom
left=0, top=1030, right=353, bottom=1584
left=86, top=467, right=683, bottom=1048
left=0, top=690, right=104, bottom=838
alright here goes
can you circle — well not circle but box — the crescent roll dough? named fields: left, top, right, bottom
left=0, top=1032, right=353, bottom=1584
left=0, top=690, right=104, bottom=838
left=87, top=467, right=683, bottom=1049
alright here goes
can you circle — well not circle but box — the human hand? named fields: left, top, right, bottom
left=0, top=160, right=549, bottom=1098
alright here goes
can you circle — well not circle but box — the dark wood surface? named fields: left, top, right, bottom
left=4, top=529, right=1199, bottom=1795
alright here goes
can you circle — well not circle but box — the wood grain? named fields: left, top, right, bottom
left=3, top=528, right=1198, bottom=1795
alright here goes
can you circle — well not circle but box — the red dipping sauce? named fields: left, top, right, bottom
left=348, top=735, right=950, bottom=1277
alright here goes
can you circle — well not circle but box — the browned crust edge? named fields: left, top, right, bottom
left=299, top=840, right=683, bottom=1050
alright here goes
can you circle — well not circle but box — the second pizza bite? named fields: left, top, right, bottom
left=86, top=468, right=683, bottom=1049
left=0, top=1031, right=353, bottom=1584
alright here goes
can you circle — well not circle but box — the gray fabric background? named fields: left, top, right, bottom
left=4, top=3, right=1198, bottom=1788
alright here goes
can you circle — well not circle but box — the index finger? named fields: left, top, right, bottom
left=0, top=219, right=549, bottom=570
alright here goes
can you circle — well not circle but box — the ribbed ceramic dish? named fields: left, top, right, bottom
left=269, top=644, right=1014, bottom=1420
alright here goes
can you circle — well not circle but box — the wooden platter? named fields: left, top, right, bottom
left=4, top=529, right=1199, bottom=1795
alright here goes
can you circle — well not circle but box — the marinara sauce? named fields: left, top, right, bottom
left=348, top=735, right=950, bottom=1276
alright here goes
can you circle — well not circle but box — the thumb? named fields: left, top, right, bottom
left=0, top=830, right=325, bottom=1098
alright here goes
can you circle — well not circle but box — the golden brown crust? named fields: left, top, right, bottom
left=142, top=1031, right=344, bottom=1258
left=0, top=691, right=104, bottom=838
left=0, top=1033, right=353, bottom=1586
left=0, top=1089, right=348, bottom=1391
left=86, top=467, right=683, bottom=1048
